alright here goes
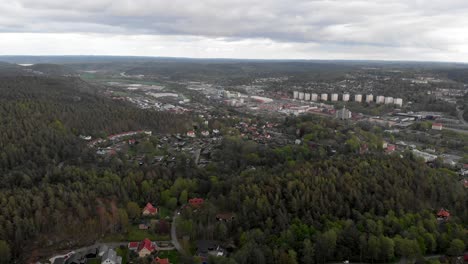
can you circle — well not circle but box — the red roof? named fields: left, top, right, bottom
left=144, top=203, right=157, bottom=214
left=154, top=257, right=170, bottom=264
left=128, top=242, right=139, bottom=249
left=138, top=238, right=156, bottom=252
left=437, top=209, right=450, bottom=218
left=189, top=198, right=204, bottom=207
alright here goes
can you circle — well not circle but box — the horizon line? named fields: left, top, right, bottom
left=0, top=54, right=467, bottom=65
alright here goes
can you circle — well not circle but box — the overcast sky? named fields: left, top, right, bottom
left=1, top=0, right=468, bottom=62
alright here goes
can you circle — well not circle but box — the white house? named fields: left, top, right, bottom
left=101, top=248, right=122, bottom=264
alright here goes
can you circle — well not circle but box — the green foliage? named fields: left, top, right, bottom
left=0, top=241, right=11, bottom=264
left=446, top=239, right=465, bottom=256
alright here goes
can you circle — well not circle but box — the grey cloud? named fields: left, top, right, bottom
left=1, top=0, right=468, bottom=55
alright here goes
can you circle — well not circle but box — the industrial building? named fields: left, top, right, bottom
left=394, top=98, right=403, bottom=107
left=299, top=92, right=305, bottom=100
left=331, top=93, right=338, bottom=101
left=342, top=93, right=350, bottom=102
left=336, top=106, right=352, bottom=120
left=311, top=93, right=318, bottom=101
left=384, top=97, right=394, bottom=104
left=251, top=96, right=273, bottom=103
left=354, top=94, right=362, bottom=102
left=376, top=95, right=385, bottom=104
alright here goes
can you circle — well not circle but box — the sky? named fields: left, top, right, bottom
left=1, top=0, right=468, bottom=62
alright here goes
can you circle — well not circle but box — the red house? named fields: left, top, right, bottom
left=189, top=198, right=204, bottom=207
left=436, top=208, right=450, bottom=220
left=142, top=203, right=158, bottom=216
left=432, top=123, right=443, bottom=130
left=128, top=241, right=139, bottom=250
left=187, top=131, right=196, bottom=138
left=137, top=238, right=157, bottom=257
left=386, top=144, right=396, bottom=153
left=154, top=257, right=170, bottom=264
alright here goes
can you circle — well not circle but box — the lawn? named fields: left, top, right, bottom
left=102, top=225, right=170, bottom=242
left=127, top=225, right=159, bottom=241
left=158, top=207, right=172, bottom=219
left=157, top=250, right=180, bottom=264
left=116, top=247, right=129, bottom=264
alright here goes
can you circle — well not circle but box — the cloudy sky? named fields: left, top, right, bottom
left=1, top=0, right=468, bottom=62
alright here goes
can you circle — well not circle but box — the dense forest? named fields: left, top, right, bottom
left=0, top=74, right=466, bottom=263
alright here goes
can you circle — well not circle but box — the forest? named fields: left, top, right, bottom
left=0, top=75, right=466, bottom=263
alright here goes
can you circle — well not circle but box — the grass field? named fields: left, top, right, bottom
left=158, top=207, right=172, bottom=219
left=102, top=225, right=170, bottom=242
left=157, top=250, right=180, bottom=264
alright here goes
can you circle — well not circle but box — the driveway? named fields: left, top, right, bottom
left=171, top=211, right=186, bottom=255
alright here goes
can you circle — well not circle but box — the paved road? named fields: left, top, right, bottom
left=171, top=211, right=186, bottom=255
left=457, top=106, right=468, bottom=126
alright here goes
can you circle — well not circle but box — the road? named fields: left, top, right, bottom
left=171, top=211, right=186, bottom=255
left=456, top=106, right=468, bottom=126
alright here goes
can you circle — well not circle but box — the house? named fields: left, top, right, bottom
left=216, top=213, right=235, bottom=222
left=128, top=139, right=136, bottom=145
left=212, top=129, right=220, bottom=134
left=142, top=203, right=158, bottom=216
left=79, top=135, right=92, bottom=140
left=196, top=240, right=225, bottom=262
left=99, top=245, right=109, bottom=257
left=385, top=144, right=396, bottom=153
left=137, top=238, right=157, bottom=257
left=65, top=253, right=86, bottom=264
left=139, top=223, right=150, bottom=230
left=154, top=257, right=170, bottom=264
left=189, top=198, right=204, bottom=207
left=432, top=123, right=443, bottom=130
left=101, top=248, right=122, bottom=264
left=437, top=208, right=450, bottom=221
left=187, top=131, right=196, bottom=138
left=201, top=130, right=210, bottom=137
left=128, top=242, right=139, bottom=251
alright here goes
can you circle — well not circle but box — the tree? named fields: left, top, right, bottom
left=126, top=202, right=140, bottom=220
left=166, top=197, right=178, bottom=210
left=395, top=237, right=420, bottom=261
left=446, top=239, right=465, bottom=256
left=379, top=236, right=394, bottom=262
left=179, top=190, right=188, bottom=205
left=367, top=235, right=380, bottom=263
left=302, top=239, right=315, bottom=264
left=316, top=230, right=337, bottom=263
left=0, top=240, right=11, bottom=264
left=288, top=249, right=299, bottom=264
left=118, top=208, right=129, bottom=232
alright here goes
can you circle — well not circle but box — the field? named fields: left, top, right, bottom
left=157, top=250, right=180, bottom=263
left=102, top=225, right=170, bottom=242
